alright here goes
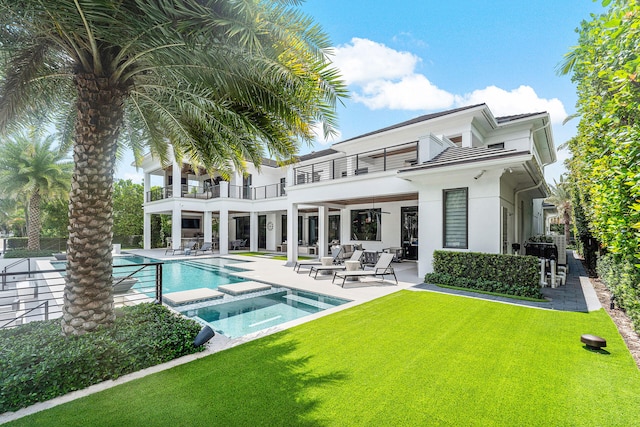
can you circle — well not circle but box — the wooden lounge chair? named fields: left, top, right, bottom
left=294, top=246, right=342, bottom=272
left=309, top=250, right=363, bottom=279
left=332, top=252, right=397, bottom=287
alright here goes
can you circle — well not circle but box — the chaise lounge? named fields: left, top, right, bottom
left=332, top=252, right=397, bottom=287
left=294, top=247, right=342, bottom=272
left=309, top=250, right=363, bottom=279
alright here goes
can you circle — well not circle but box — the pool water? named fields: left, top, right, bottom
left=52, top=255, right=249, bottom=294
left=183, top=289, right=349, bottom=338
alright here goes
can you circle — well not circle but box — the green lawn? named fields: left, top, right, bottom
left=9, top=291, right=640, bottom=426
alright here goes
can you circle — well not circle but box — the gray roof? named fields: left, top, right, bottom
left=336, top=104, right=487, bottom=144
left=496, top=112, right=546, bottom=123
left=400, top=146, right=528, bottom=171
left=296, top=148, right=338, bottom=162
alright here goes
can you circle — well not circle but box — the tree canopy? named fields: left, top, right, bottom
left=0, top=0, right=347, bottom=334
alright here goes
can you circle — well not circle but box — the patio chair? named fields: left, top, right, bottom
left=195, top=242, right=213, bottom=255
left=309, top=250, right=363, bottom=279
left=230, top=239, right=247, bottom=250
left=332, top=252, right=397, bottom=287
left=294, top=246, right=342, bottom=272
left=166, top=240, right=197, bottom=255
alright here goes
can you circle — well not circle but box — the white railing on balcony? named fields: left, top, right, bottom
left=146, top=182, right=286, bottom=202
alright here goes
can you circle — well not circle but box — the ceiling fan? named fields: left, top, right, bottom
left=358, top=198, right=390, bottom=215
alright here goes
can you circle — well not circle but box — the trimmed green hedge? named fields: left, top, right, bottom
left=597, top=254, right=640, bottom=332
left=2, top=249, right=56, bottom=258
left=425, top=251, right=542, bottom=299
left=0, top=303, right=205, bottom=413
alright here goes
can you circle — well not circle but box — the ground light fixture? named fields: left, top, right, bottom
left=194, top=325, right=215, bottom=347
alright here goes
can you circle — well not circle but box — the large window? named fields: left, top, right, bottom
left=443, top=188, right=468, bottom=248
left=351, top=209, right=381, bottom=241
left=328, top=214, right=340, bottom=242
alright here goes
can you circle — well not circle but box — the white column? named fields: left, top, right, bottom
left=219, top=208, right=229, bottom=255
left=286, top=203, right=298, bottom=266
left=143, top=212, right=151, bottom=249
left=318, top=206, right=328, bottom=256
left=171, top=205, right=182, bottom=250
left=203, top=211, right=212, bottom=242
left=250, top=211, right=258, bottom=252
left=143, top=172, right=151, bottom=202
left=172, top=159, right=181, bottom=198
left=220, top=181, right=229, bottom=198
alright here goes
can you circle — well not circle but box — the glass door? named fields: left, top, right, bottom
left=401, top=206, right=418, bottom=260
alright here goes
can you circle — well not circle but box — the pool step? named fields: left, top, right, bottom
left=283, top=294, right=336, bottom=310
left=217, top=281, right=272, bottom=296
left=163, top=288, right=224, bottom=306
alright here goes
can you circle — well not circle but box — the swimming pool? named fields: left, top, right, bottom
left=182, top=289, right=349, bottom=338
left=53, top=255, right=249, bottom=294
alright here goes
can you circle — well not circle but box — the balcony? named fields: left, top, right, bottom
left=292, top=141, right=418, bottom=186
left=146, top=183, right=285, bottom=202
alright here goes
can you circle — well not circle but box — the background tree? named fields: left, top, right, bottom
left=0, top=129, right=72, bottom=250
left=112, top=179, right=143, bottom=238
left=41, top=199, right=70, bottom=238
left=0, top=1, right=346, bottom=335
left=545, top=176, right=572, bottom=244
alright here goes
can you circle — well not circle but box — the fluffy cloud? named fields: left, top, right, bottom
left=332, top=37, right=568, bottom=123
left=456, top=85, right=568, bottom=124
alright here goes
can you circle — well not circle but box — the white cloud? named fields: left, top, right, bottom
left=332, top=38, right=568, bottom=124
left=333, top=37, right=419, bottom=84
left=456, top=85, right=568, bottom=124
left=355, top=74, right=455, bottom=110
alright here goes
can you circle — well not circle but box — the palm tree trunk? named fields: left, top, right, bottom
left=27, top=190, right=41, bottom=251
left=62, top=74, right=127, bottom=336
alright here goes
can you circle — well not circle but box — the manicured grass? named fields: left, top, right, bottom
left=8, top=291, right=640, bottom=426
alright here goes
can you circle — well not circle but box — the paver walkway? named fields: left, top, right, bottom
left=414, top=250, right=600, bottom=312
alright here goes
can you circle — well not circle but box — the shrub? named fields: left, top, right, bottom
left=3, top=249, right=56, bottom=258
left=0, top=303, right=205, bottom=413
left=425, top=251, right=542, bottom=299
left=597, top=254, right=640, bottom=332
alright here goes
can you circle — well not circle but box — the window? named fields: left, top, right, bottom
left=488, top=142, right=504, bottom=149
left=351, top=209, right=381, bottom=241
left=328, top=215, right=340, bottom=242
left=443, top=188, right=468, bottom=248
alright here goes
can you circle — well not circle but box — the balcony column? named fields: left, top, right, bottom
left=318, top=206, right=328, bottom=256
left=203, top=211, right=212, bottom=243
left=171, top=205, right=182, bottom=250
left=143, top=172, right=150, bottom=202
left=249, top=211, right=258, bottom=252
left=172, top=159, right=181, bottom=198
left=143, top=212, right=151, bottom=249
left=286, top=203, right=299, bottom=266
left=220, top=181, right=229, bottom=198
left=219, top=208, right=229, bottom=255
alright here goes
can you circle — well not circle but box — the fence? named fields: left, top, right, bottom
left=0, top=261, right=163, bottom=329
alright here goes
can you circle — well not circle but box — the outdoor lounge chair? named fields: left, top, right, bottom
left=195, top=242, right=213, bottom=255
left=112, top=276, right=138, bottom=294
left=309, top=250, right=363, bottom=279
left=166, top=240, right=197, bottom=255
left=230, top=239, right=247, bottom=250
left=332, top=252, right=397, bottom=287
left=294, top=246, right=342, bottom=272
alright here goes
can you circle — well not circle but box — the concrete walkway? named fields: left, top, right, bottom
left=413, top=250, right=601, bottom=312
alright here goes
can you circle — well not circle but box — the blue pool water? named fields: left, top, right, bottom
left=182, top=289, right=349, bottom=338
left=52, top=255, right=248, bottom=293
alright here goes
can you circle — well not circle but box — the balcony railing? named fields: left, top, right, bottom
left=292, top=141, right=418, bottom=186
left=147, top=182, right=286, bottom=202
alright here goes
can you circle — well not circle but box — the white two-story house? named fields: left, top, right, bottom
left=139, top=103, right=556, bottom=276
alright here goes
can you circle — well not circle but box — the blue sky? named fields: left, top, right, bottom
left=118, top=0, right=606, bottom=184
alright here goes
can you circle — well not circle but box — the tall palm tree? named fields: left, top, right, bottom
left=546, top=176, right=572, bottom=244
left=0, top=129, right=72, bottom=250
left=0, top=1, right=346, bottom=335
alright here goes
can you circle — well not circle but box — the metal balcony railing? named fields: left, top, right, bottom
left=147, top=182, right=285, bottom=202
left=292, top=141, right=418, bottom=186
left=0, top=261, right=163, bottom=329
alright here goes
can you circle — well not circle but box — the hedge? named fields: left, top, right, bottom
left=425, top=250, right=542, bottom=299
left=0, top=303, right=205, bottom=413
left=597, top=254, right=640, bottom=332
